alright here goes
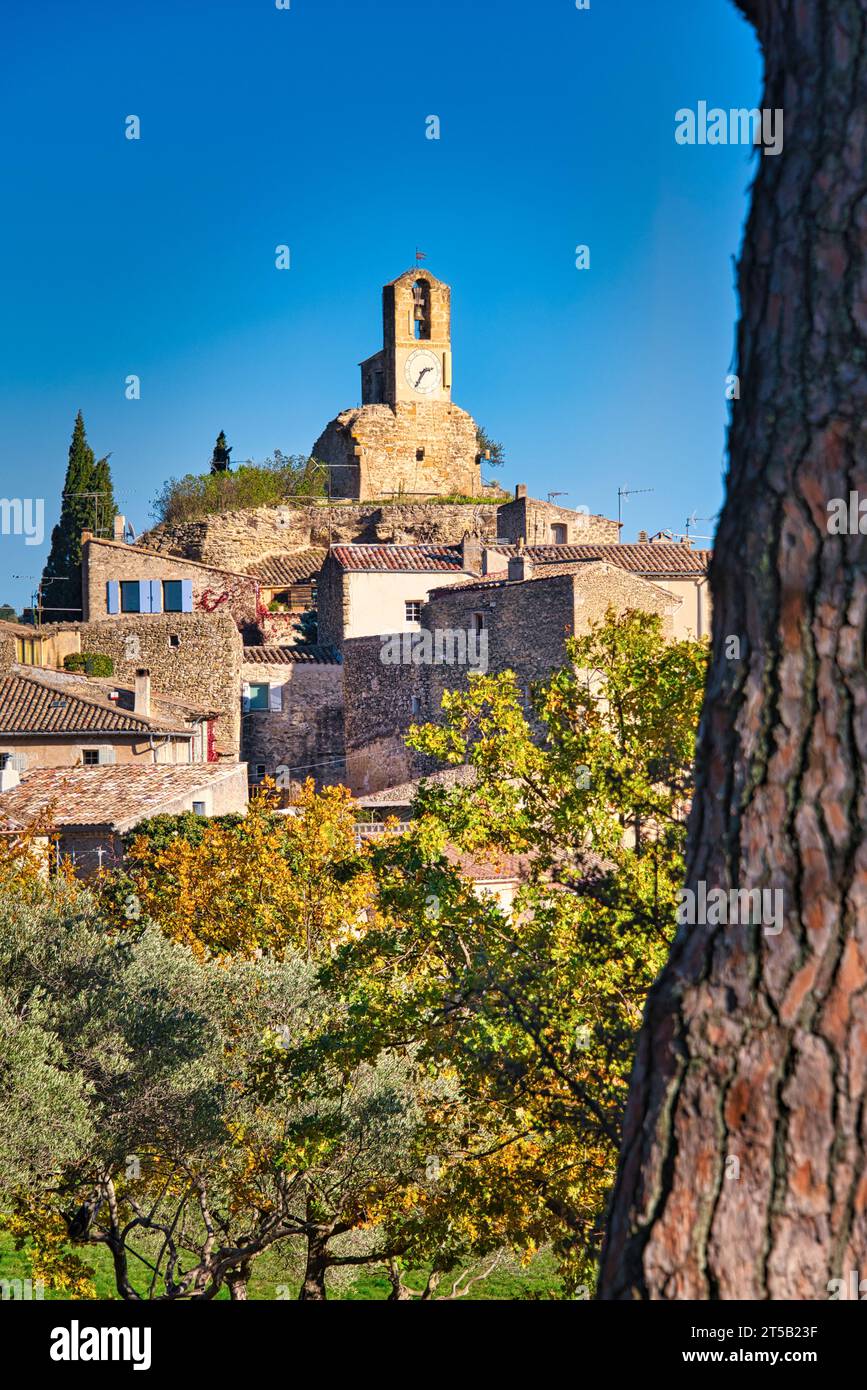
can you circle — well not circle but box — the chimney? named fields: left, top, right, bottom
left=680, top=535, right=693, bottom=548
left=507, top=554, right=534, bottom=583
left=514, top=484, right=527, bottom=500
left=113, top=513, right=126, bottom=542
left=460, top=533, right=483, bottom=576
left=134, top=668, right=151, bottom=717
left=0, top=765, right=20, bottom=792
left=482, top=546, right=509, bottom=576
left=638, top=529, right=649, bottom=543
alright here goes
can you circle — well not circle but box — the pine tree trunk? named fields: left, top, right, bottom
left=600, top=0, right=867, bottom=1299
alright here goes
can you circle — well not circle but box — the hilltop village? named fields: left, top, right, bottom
left=0, top=269, right=711, bottom=879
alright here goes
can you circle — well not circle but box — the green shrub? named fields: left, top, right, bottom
left=63, top=652, right=114, bottom=677
left=151, top=453, right=326, bottom=527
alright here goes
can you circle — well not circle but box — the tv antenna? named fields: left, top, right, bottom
left=685, top=512, right=714, bottom=540
left=617, top=485, right=654, bottom=535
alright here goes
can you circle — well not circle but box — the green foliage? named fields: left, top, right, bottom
left=315, top=609, right=708, bottom=1288
left=41, top=413, right=117, bottom=620
left=152, top=452, right=326, bottom=526
left=0, top=603, right=20, bottom=623
left=294, top=608, right=318, bottom=643
left=475, top=424, right=505, bottom=468
left=0, top=611, right=707, bottom=1299
left=210, top=430, right=232, bottom=474
left=63, top=652, right=114, bottom=677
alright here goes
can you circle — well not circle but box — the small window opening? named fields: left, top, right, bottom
left=412, top=279, right=431, bottom=340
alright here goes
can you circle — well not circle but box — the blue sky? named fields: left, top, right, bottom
left=0, top=0, right=762, bottom=611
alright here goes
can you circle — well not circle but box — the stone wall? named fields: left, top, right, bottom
left=496, top=492, right=621, bottom=546
left=240, top=653, right=345, bottom=793
left=317, top=557, right=347, bottom=650
left=312, top=401, right=481, bottom=501
left=341, top=633, right=440, bottom=794
left=83, top=538, right=262, bottom=640
left=138, top=500, right=502, bottom=569
left=341, top=563, right=680, bottom=795
left=76, top=612, right=243, bottom=758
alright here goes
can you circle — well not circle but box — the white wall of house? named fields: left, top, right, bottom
left=344, top=570, right=474, bottom=639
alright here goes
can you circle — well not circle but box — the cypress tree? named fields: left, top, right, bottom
left=210, top=431, right=232, bottom=474
left=41, top=412, right=115, bottom=621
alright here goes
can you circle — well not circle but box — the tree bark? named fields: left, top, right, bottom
left=601, top=0, right=867, bottom=1299
left=298, top=1233, right=329, bottom=1301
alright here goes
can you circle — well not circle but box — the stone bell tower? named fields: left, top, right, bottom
left=312, top=268, right=480, bottom=501
left=361, top=269, right=453, bottom=406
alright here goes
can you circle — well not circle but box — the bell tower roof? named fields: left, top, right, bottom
left=384, top=266, right=447, bottom=289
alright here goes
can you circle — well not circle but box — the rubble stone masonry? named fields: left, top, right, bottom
left=138, top=499, right=504, bottom=570
left=76, top=612, right=243, bottom=758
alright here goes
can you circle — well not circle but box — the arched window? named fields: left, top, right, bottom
left=412, top=279, right=431, bottom=339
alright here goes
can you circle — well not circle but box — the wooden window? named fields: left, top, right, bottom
left=247, top=683, right=269, bottom=711
left=405, top=600, right=422, bottom=624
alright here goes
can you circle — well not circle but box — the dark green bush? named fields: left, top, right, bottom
left=64, top=652, right=114, bottom=677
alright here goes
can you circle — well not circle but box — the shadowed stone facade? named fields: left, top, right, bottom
left=240, top=647, right=345, bottom=793
left=342, top=560, right=680, bottom=794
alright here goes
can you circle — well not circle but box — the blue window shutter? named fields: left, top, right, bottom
left=137, top=580, right=151, bottom=614
left=107, top=580, right=120, bottom=614
left=181, top=579, right=193, bottom=612
left=149, top=579, right=163, bottom=613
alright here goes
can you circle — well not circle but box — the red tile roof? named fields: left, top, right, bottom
left=242, top=549, right=326, bottom=585
left=431, top=558, right=683, bottom=600
left=329, top=544, right=468, bottom=574
left=446, top=847, right=533, bottom=883
left=242, top=645, right=342, bottom=665
left=0, top=672, right=192, bottom=737
left=0, top=762, right=247, bottom=832
left=524, top=543, right=711, bottom=575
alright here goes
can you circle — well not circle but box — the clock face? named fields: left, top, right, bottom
left=405, top=348, right=442, bottom=395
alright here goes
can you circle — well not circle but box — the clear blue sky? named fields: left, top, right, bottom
left=0, top=0, right=761, bottom=611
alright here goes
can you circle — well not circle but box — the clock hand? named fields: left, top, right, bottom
left=414, top=366, right=432, bottom=387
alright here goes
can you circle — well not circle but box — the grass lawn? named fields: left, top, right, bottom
left=0, top=1231, right=563, bottom=1301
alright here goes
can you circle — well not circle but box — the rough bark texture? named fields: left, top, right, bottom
left=600, top=0, right=867, bottom=1299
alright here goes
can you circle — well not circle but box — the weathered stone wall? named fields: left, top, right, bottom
left=0, top=629, right=14, bottom=670
left=83, top=538, right=262, bottom=640
left=421, top=574, right=578, bottom=721
left=76, top=612, right=243, bottom=758
left=496, top=494, right=621, bottom=546
left=138, top=499, right=502, bottom=569
left=317, top=557, right=347, bottom=650
left=341, top=634, right=439, bottom=794
left=312, top=401, right=481, bottom=501
left=341, top=564, right=680, bottom=795
left=240, top=657, right=345, bottom=792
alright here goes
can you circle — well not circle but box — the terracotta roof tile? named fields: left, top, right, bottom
left=0, top=762, right=247, bottom=832
left=525, top=543, right=711, bottom=574
left=242, top=645, right=342, bottom=665
left=356, top=765, right=476, bottom=806
left=0, top=672, right=191, bottom=737
left=242, top=549, right=326, bottom=585
left=329, top=544, right=467, bottom=574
